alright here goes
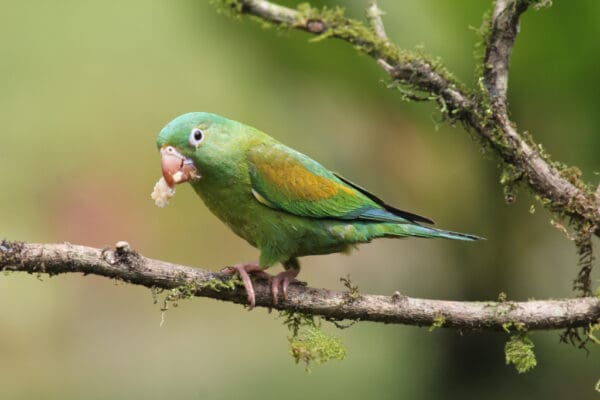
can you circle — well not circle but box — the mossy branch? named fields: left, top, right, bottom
left=215, top=0, right=600, bottom=293
left=1, top=240, right=599, bottom=331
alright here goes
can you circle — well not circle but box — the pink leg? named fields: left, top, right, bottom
left=270, top=268, right=300, bottom=305
left=221, top=262, right=271, bottom=309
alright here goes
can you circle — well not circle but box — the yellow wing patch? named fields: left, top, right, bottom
left=252, top=152, right=356, bottom=201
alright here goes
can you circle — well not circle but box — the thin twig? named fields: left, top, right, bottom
left=366, top=0, right=388, bottom=42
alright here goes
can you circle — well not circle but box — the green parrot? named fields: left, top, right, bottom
left=155, top=112, right=482, bottom=308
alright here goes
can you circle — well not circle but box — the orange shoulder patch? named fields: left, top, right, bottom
left=253, top=153, right=356, bottom=201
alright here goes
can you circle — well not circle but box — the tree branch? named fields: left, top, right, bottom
left=482, top=0, right=594, bottom=223
left=484, top=0, right=528, bottom=104
left=1, top=240, right=598, bottom=331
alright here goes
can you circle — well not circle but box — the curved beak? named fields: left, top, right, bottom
left=160, top=146, right=200, bottom=188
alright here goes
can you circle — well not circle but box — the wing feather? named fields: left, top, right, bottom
left=247, top=143, right=431, bottom=224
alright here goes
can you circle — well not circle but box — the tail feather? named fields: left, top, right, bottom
left=387, top=224, right=484, bottom=241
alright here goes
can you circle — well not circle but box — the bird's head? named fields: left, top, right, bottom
left=156, top=112, right=243, bottom=188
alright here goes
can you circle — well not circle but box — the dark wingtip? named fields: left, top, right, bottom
left=387, top=207, right=435, bottom=225
left=333, top=172, right=435, bottom=224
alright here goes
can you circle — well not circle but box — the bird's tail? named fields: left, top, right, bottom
left=385, top=223, right=484, bottom=241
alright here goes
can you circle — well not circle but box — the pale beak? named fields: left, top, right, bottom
left=160, top=146, right=200, bottom=188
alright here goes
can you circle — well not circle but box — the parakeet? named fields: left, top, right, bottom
left=155, top=112, right=482, bottom=308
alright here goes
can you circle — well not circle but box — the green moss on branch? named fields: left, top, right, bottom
left=505, top=334, right=537, bottom=373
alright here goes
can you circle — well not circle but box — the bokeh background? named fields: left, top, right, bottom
left=1, top=0, right=599, bottom=398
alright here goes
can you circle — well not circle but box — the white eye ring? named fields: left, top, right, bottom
left=189, top=128, right=204, bottom=148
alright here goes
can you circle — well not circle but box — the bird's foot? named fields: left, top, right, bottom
left=271, top=268, right=300, bottom=305
left=221, top=262, right=271, bottom=309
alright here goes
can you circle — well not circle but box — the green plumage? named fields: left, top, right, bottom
left=157, top=112, right=481, bottom=269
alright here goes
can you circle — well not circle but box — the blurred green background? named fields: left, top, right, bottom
left=1, top=0, right=599, bottom=398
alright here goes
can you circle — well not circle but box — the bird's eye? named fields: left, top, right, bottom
left=189, top=128, right=204, bottom=148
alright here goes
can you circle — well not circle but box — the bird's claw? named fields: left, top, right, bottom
left=221, top=262, right=270, bottom=309
left=270, top=269, right=300, bottom=305
left=220, top=263, right=302, bottom=308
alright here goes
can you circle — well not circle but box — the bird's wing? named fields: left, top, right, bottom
left=246, top=143, right=433, bottom=224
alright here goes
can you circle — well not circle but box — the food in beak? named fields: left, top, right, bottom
left=151, top=177, right=174, bottom=208
left=160, top=146, right=200, bottom=187
left=151, top=146, right=200, bottom=208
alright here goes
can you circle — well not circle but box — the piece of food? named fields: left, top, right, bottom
left=151, top=177, right=175, bottom=208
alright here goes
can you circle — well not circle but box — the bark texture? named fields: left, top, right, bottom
left=1, top=241, right=598, bottom=331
